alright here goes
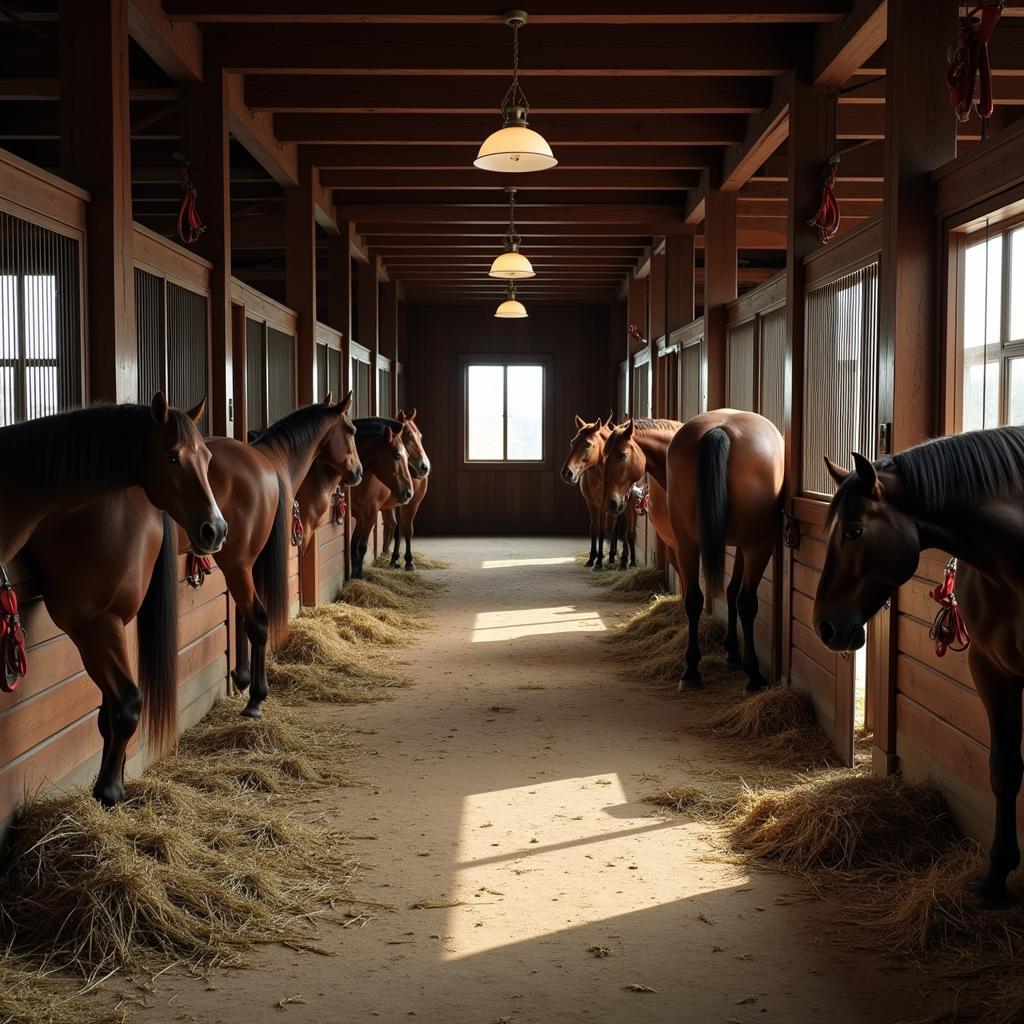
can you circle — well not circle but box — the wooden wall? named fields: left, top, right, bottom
left=404, top=303, right=614, bottom=536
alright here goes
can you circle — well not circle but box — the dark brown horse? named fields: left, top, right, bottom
left=664, top=410, right=783, bottom=692
left=376, top=411, right=433, bottom=571
left=0, top=394, right=225, bottom=565
left=813, top=428, right=1024, bottom=901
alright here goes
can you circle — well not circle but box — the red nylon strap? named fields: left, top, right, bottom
left=291, top=500, right=304, bottom=547
left=0, top=564, right=27, bottom=692
left=809, top=154, right=841, bottom=245
left=948, top=3, right=1004, bottom=123
left=176, top=157, right=207, bottom=246
left=332, top=487, right=347, bottom=526
left=929, top=558, right=971, bottom=657
left=185, top=553, right=214, bottom=589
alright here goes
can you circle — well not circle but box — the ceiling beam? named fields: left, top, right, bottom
left=128, top=0, right=203, bottom=82
left=227, top=72, right=299, bottom=187
left=337, top=203, right=686, bottom=224
left=332, top=189, right=691, bottom=206
left=814, top=0, right=887, bottom=87
left=721, top=75, right=790, bottom=191
left=318, top=169, right=700, bottom=190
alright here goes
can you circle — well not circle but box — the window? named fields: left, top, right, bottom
left=464, top=361, right=545, bottom=462
left=350, top=342, right=372, bottom=419
left=631, top=349, right=652, bottom=418
left=957, top=223, right=1024, bottom=431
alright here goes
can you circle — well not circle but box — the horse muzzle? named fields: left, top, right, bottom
left=561, top=466, right=580, bottom=485
left=346, top=463, right=364, bottom=486
left=397, top=487, right=414, bottom=505
left=814, top=615, right=866, bottom=652
left=192, top=512, right=228, bottom=555
left=607, top=496, right=624, bottom=514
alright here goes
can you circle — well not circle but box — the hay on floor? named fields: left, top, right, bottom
left=359, top=567, right=443, bottom=598
left=643, top=786, right=737, bottom=821
left=0, top=952, right=125, bottom=1024
left=0, top=777, right=357, bottom=978
left=372, top=553, right=450, bottom=570
left=592, top=565, right=668, bottom=600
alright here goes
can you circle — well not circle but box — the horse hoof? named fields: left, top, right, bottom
left=230, top=669, right=252, bottom=692
left=976, top=875, right=1012, bottom=903
left=678, top=673, right=703, bottom=691
left=240, top=703, right=264, bottom=720
left=591, top=562, right=604, bottom=572
left=744, top=674, right=768, bottom=695
left=389, top=560, right=400, bottom=569
left=585, top=557, right=596, bottom=567
left=93, top=783, right=124, bottom=807
left=405, top=562, right=416, bottom=572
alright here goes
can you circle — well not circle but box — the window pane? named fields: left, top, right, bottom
left=467, top=364, right=504, bottom=460
left=23, top=275, right=57, bottom=359
left=0, top=275, right=16, bottom=370
left=962, top=235, right=1003, bottom=431
left=506, top=364, right=543, bottom=460
left=1009, top=357, right=1024, bottom=427
left=1011, top=227, right=1024, bottom=343
left=26, top=366, right=58, bottom=421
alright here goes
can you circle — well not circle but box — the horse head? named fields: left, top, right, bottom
left=600, top=418, right=646, bottom=514
left=397, top=408, right=431, bottom=479
left=560, top=413, right=611, bottom=485
left=318, top=391, right=363, bottom=486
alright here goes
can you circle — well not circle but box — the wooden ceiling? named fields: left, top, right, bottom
left=3, top=2, right=1024, bottom=306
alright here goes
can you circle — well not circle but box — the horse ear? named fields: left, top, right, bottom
left=823, top=456, right=848, bottom=486
left=398, top=409, right=408, bottom=421
left=385, top=425, right=394, bottom=442
left=407, top=407, right=417, bottom=421
left=851, top=452, right=880, bottom=495
left=575, top=415, right=586, bottom=428
left=185, top=396, right=206, bottom=425
left=150, top=391, right=170, bottom=424
left=337, top=390, right=353, bottom=414
left=621, top=418, right=635, bottom=441
left=323, top=391, right=333, bottom=406
left=605, top=408, right=614, bottom=429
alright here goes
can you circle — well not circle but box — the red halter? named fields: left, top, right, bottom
left=185, top=553, right=215, bottom=589
left=809, top=153, right=841, bottom=245
left=291, top=500, right=304, bottom=547
left=174, top=154, right=207, bottom=246
left=0, top=563, right=27, bottom=692
left=332, top=486, right=347, bottom=526
left=929, top=558, right=971, bottom=657
left=948, top=2, right=1004, bottom=125
left=631, top=481, right=650, bottom=518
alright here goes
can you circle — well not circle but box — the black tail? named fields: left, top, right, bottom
left=697, top=427, right=730, bottom=597
left=254, top=474, right=291, bottom=651
left=137, top=511, right=179, bottom=753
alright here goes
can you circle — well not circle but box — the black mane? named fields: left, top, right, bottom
left=353, top=416, right=402, bottom=437
left=0, top=404, right=185, bottom=495
left=254, top=403, right=335, bottom=456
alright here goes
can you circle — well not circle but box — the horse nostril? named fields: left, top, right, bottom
left=200, top=521, right=216, bottom=544
left=402, top=489, right=414, bottom=503
left=817, top=620, right=835, bottom=645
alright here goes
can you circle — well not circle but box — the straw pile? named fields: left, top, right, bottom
left=372, top=553, right=450, bottom=570
left=0, top=952, right=125, bottom=1024
left=590, top=565, right=668, bottom=600
left=0, top=778, right=356, bottom=978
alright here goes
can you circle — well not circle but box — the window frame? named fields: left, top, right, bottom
left=458, top=353, right=552, bottom=471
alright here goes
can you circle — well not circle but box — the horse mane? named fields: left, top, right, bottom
left=0, top=404, right=188, bottom=494
left=831, top=427, right=1024, bottom=519
left=632, top=418, right=681, bottom=432
left=353, top=416, right=402, bottom=436
left=254, top=403, right=336, bottom=457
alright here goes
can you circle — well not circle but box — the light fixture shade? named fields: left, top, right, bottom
left=495, top=297, right=528, bottom=318
left=474, top=125, right=557, bottom=173
left=489, top=249, right=535, bottom=279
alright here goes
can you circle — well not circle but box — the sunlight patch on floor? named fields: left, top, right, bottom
left=480, top=556, right=578, bottom=569
left=443, top=774, right=740, bottom=960
left=470, top=605, right=606, bottom=643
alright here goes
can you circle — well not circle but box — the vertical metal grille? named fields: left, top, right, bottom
left=616, top=361, right=627, bottom=420
left=631, top=360, right=651, bottom=418
left=315, top=342, right=328, bottom=401
left=246, top=317, right=266, bottom=432
left=135, top=268, right=165, bottom=403
left=727, top=320, right=756, bottom=412
left=0, top=211, right=81, bottom=425
left=328, top=348, right=342, bottom=400
left=166, top=283, right=208, bottom=431
left=352, top=358, right=371, bottom=419
left=759, top=305, right=786, bottom=433
left=266, top=327, right=295, bottom=424
left=681, top=341, right=703, bottom=421
left=663, top=350, right=679, bottom=419
left=378, top=366, right=392, bottom=416
left=802, top=262, right=879, bottom=495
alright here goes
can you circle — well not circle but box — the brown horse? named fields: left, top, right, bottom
left=347, top=425, right=415, bottom=579
left=604, top=411, right=783, bottom=692
left=813, top=428, right=1024, bottom=901
left=376, top=411, right=433, bottom=571
left=0, top=394, right=225, bottom=566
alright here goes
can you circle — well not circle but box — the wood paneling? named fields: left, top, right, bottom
left=405, top=304, right=613, bottom=536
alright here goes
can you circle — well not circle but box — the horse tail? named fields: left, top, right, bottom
left=697, top=426, right=731, bottom=597
left=137, top=511, right=179, bottom=753
left=254, top=474, right=291, bottom=651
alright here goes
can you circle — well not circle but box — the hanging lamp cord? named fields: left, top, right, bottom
left=500, top=17, right=530, bottom=117
left=504, top=190, right=522, bottom=251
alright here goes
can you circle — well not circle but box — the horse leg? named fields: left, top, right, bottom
left=403, top=510, right=416, bottom=571
left=972, top=650, right=1024, bottom=901
left=230, top=604, right=252, bottom=691
left=390, top=510, right=402, bottom=568
left=607, top=512, right=619, bottom=568
left=593, top=517, right=605, bottom=572
left=723, top=548, right=744, bottom=666
left=678, top=542, right=704, bottom=689
left=738, top=541, right=773, bottom=694
left=225, top=567, right=270, bottom=719
left=585, top=503, right=598, bottom=567
left=72, top=617, right=143, bottom=806
left=351, top=517, right=371, bottom=579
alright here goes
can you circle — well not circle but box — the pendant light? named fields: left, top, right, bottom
left=474, top=10, right=557, bottom=173
left=495, top=281, right=528, bottom=318
left=489, top=187, right=535, bottom=279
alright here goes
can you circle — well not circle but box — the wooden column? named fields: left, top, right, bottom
left=285, top=168, right=318, bottom=409
left=183, top=58, right=233, bottom=436
left=703, top=188, right=738, bottom=411
left=781, top=73, right=832, bottom=682
left=380, top=282, right=399, bottom=417
left=873, top=0, right=959, bottom=772
left=359, top=257, right=380, bottom=415
left=327, top=225, right=353, bottom=391
left=665, top=234, right=696, bottom=335
left=649, top=250, right=667, bottom=417
left=59, top=0, right=135, bottom=403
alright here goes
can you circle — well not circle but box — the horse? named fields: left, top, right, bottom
left=375, top=410, right=433, bottom=571
left=347, top=425, right=415, bottom=579
left=0, top=393, right=225, bottom=566
left=813, top=428, right=1024, bottom=902
left=560, top=415, right=634, bottom=571
left=605, top=411, right=784, bottom=693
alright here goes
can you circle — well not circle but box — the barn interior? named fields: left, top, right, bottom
left=2, top=2, right=1024, bottom=1022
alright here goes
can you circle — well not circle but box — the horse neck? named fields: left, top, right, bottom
left=260, top=419, right=335, bottom=492
left=300, top=459, right=341, bottom=534
left=357, top=434, right=393, bottom=486
left=632, top=425, right=679, bottom=490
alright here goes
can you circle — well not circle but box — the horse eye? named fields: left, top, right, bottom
left=618, top=452, right=628, bottom=462
left=842, top=525, right=863, bottom=541
left=165, top=453, right=181, bottom=466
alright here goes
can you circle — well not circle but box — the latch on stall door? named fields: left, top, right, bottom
left=877, top=421, right=892, bottom=456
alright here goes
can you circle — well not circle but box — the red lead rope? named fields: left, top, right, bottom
left=332, top=487, right=347, bottom=526
left=175, top=154, right=207, bottom=246
left=291, top=500, right=304, bottom=548
left=948, top=3, right=1004, bottom=125
left=809, top=154, right=841, bottom=245
left=186, top=553, right=215, bottom=589
left=0, top=563, right=27, bottom=692
left=929, top=558, right=971, bottom=657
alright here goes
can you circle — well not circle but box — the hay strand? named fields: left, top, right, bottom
left=372, top=553, right=449, bottom=570
left=0, top=952, right=126, bottom=1024
left=591, top=566, right=668, bottom=600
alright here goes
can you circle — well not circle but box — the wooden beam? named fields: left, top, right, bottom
left=285, top=168, right=318, bottom=407
left=665, top=233, right=696, bottom=335
left=332, top=190, right=692, bottom=207
left=128, top=0, right=203, bottom=82
left=275, top=113, right=746, bottom=146
left=337, top=204, right=686, bottom=224
left=212, top=23, right=808, bottom=75
left=814, top=0, right=887, bottom=87
left=319, top=169, right=701, bottom=190
left=226, top=72, right=299, bottom=187
left=721, top=76, right=790, bottom=191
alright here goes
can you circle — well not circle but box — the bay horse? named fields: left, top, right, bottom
left=813, top=428, right=1024, bottom=902
left=376, top=411, right=433, bottom=571
left=0, top=393, right=225, bottom=566
left=560, top=415, right=634, bottom=571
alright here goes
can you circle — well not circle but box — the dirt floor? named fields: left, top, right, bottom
left=129, top=537, right=948, bottom=1024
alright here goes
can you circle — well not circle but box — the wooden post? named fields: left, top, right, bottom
left=359, top=257, right=380, bottom=415
left=380, top=282, right=399, bottom=416
left=327, top=226, right=353, bottom=390
left=650, top=250, right=667, bottom=417
left=183, top=57, right=233, bottom=435
left=285, top=168, right=318, bottom=409
left=703, top=188, right=738, bottom=411
left=873, top=0, right=959, bottom=773
left=782, top=73, right=832, bottom=683
left=231, top=302, right=247, bottom=440
left=666, top=233, right=696, bottom=423
left=59, top=0, right=135, bottom=404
